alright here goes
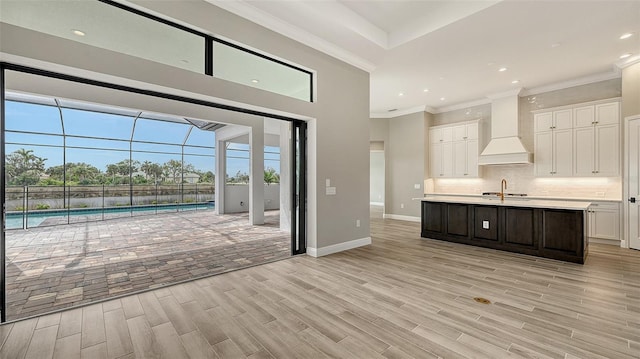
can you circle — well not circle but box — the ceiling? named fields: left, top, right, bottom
left=212, top=0, right=640, bottom=115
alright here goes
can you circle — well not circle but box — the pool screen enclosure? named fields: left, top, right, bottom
left=0, top=63, right=308, bottom=323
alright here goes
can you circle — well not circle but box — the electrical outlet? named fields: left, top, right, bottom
left=401, top=203, right=404, bottom=209
left=356, top=219, right=361, bottom=227
left=482, top=220, right=489, bottom=229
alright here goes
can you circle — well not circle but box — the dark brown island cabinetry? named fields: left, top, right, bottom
left=421, top=201, right=587, bottom=264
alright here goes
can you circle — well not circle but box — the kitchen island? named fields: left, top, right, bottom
left=419, top=196, right=590, bottom=264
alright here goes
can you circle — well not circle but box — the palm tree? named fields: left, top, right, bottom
left=5, top=148, right=47, bottom=185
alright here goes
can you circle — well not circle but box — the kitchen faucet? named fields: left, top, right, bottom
left=500, top=179, right=507, bottom=201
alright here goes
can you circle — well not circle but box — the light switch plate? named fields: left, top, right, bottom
left=326, top=187, right=336, bottom=195
left=414, top=184, right=421, bottom=189
left=482, top=220, right=489, bottom=229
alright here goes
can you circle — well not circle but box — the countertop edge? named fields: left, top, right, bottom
left=416, top=196, right=591, bottom=210
left=422, top=193, right=621, bottom=203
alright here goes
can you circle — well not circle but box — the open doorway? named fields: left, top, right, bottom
left=0, top=66, right=306, bottom=322
left=370, top=141, right=385, bottom=219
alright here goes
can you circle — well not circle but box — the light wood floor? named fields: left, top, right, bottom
left=1, top=217, right=640, bottom=358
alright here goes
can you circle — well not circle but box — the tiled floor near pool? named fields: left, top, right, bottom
left=4, top=210, right=290, bottom=321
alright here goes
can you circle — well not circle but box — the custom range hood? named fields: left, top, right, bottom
left=478, top=89, right=533, bottom=165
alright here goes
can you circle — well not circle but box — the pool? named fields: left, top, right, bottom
left=5, top=202, right=215, bottom=230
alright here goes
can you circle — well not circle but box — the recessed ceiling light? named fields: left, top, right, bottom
left=72, top=29, right=85, bottom=36
left=498, top=67, right=507, bottom=72
left=620, top=33, right=633, bottom=40
left=440, top=97, right=445, bottom=101
left=251, top=79, right=259, bottom=83
left=423, top=88, right=429, bottom=92
left=512, top=80, right=520, bottom=84
left=620, top=53, right=632, bottom=59
left=398, top=92, right=404, bottom=96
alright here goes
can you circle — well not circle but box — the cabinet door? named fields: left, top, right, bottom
left=574, top=105, right=595, bottom=128
left=554, top=109, right=573, bottom=130
left=430, top=143, right=443, bottom=177
left=442, top=142, right=454, bottom=177
left=596, top=102, right=619, bottom=126
left=453, top=141, right=467, bottom=177
left=452, top=125, right=466, bottom=141
left=429, top=128, right=442, bottom=143
left=553, top=129, right=573, bottom=176
left=591, top=208, right=620, bottom=240
left=534, top=113, right=553, bottom=132
left=574, top=126, right=595, bottom=176
left=595, top=124, right=619, bottom=176
left=466, top=139, right=479, bottom=177
left=466, top=123, right=479, bottom=140
left=441, top=127, right=453, bottom=142
left=535, top=131, right=553, bottom=176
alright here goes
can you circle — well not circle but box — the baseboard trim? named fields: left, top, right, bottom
left=588, top=237, right=621, bottom=246
left=383, top=214, right=421, bottom=222
left=307, top=237, right=372, bottom=257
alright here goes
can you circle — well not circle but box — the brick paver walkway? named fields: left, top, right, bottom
left=4, top=210, right=289, bottom=321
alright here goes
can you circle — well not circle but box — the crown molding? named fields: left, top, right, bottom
left=615, top=55, right=640, bottom=69
left=370, top=105, right=430, bottom=118
left=207, top=0, right=376, bottom=72
left=486, top=88, right=523, bottom=100
left=432, top=98, right=492, bottom=114
left=521, top=70, right=621, bottom=97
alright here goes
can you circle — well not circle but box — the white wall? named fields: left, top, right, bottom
left=0, top=0, right=370, bottom=255
left=369, top=151, right=384, bottom=205
left=224, top=184, right=280, bottom=213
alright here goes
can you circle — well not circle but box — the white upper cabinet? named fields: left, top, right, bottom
left=573, top=101, right=620, bottom=176
left=533, top=99, right=620, bottom=178
left=534, top=110, right=572, bottom=132
left=429, top=121, right=479, bottom=178
left=534, top=110, right=573, bottom=177
left=430, top=126, right=452, bottom=143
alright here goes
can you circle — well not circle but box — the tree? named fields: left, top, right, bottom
left=69, top=163, right=100, bottom=182
left=199, top=171, right=215, bottom=183
left=106, top=164, right=119, bottom=184
left=140, top=161, right=153, bottom=180
left=264, top=167, right=279, bottom=184
left=228, top=171, right=249, bottom=184
left=147, top=163, right=164, bottom=184
left=163, top=159, right=182, bottom=183
left=5, top=149, right=47, bottom=185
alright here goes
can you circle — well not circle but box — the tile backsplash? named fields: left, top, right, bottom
left=428, top=164, right=622, bottom=200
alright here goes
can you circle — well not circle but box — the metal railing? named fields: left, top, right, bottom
left=5, top=183, right=215, bottom=229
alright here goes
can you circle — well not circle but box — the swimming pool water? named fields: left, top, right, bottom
left=5, top=203, right=215, bottom=230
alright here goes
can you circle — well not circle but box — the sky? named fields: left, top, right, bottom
left=4, top=100, right=281, bottom=177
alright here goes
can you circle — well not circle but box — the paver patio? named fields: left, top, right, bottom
left=4, top=209, right=290, bottom=321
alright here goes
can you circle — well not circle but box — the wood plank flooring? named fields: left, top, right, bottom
left=1, top=216, right=640, bottom=358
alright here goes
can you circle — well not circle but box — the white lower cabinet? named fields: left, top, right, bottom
left=587, top=202, right=620, bottom=241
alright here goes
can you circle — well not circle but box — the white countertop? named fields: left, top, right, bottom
left=422, top=193, right=621, bottom=203
left=418, top=195, right=591, bottom=210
